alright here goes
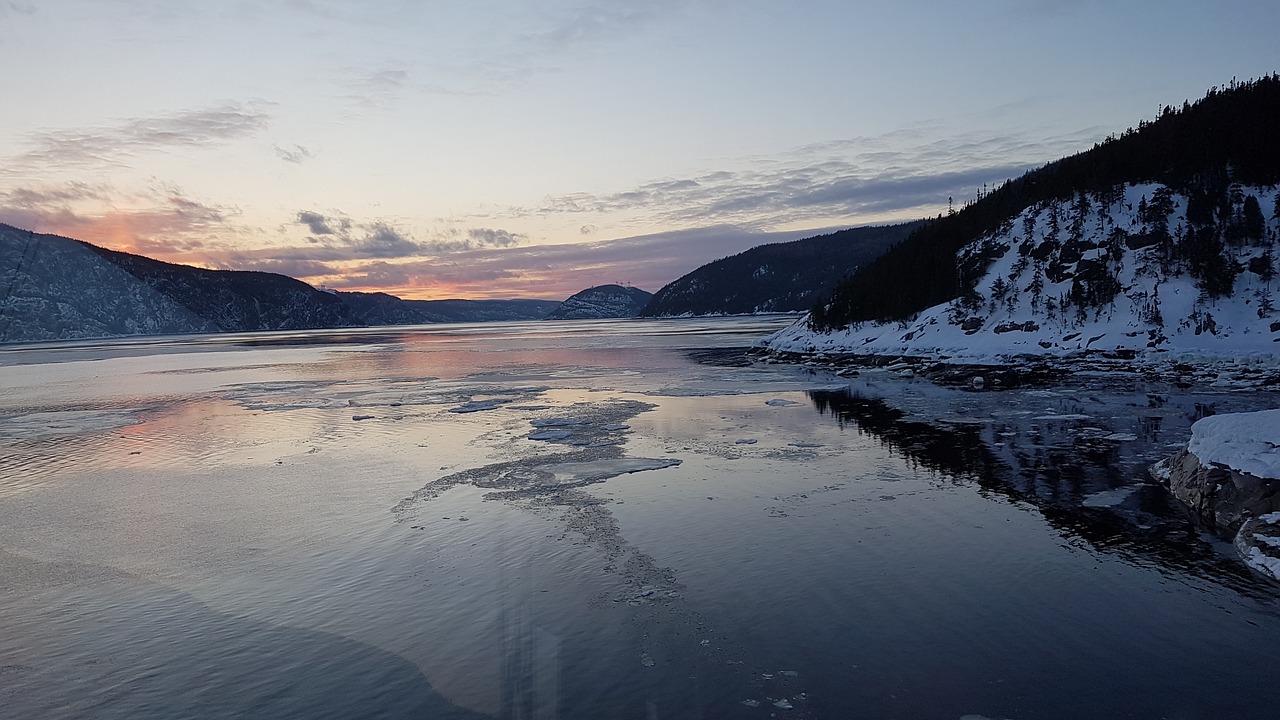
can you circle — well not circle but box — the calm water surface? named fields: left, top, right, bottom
left=2, top=316, right=1279, bottom=719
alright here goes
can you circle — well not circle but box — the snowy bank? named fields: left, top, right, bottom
left=1187, top=409, right=1280, bottom=479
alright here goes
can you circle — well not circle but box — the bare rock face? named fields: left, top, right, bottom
left=1154, top=449, right=1280, bottom=580
left=1156, top=450, right=1280, bottom=536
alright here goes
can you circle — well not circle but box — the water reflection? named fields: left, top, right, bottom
left=807, top=389, right=1000, bottom=481
left=805, top=387, right=1273, bottom=595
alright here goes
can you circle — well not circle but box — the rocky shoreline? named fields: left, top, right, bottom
left=759, top=347, right=1280, bottom=581
left=757, top=347, right=1280, bottom=391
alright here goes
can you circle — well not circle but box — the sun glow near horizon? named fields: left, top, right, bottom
left=3, top=1, right=1276, bottom=298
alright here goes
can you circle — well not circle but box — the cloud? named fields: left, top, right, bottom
left=286, top=211, right=529, bottom=261
left=11, top=103, right=270, bottom=168
left=359, top=222, right=424, bottom=257
left=287, top=212, right=424, bottom=259
left=0, top=2, right=36, bottom=17
left=525, top=1, right=672, bottom=50
left=523, top=125, right=1105, bottom=229
left=0, top=181, right=237, bottom=257
left=467, top=227, right=525, bottom=248
left=274, top=144, right=312, bottom=163
left=342, top=68, right=409, bottom=108
left=323, top=224, right=834, bottom=300
left=215, top=256, right=340, bottom=279
left=297, top=210, right=343, bottom=235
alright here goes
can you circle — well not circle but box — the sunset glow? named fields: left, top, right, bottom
left=3, top=1, right=1275, bottom=299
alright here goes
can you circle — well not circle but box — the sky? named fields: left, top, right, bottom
left=1, top=1, right=1276, bottom=300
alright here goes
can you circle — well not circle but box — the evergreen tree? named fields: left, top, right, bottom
left=1242, top=195, right=1266, bottom=242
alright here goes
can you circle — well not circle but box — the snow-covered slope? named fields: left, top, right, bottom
left=545, top=285, right=652, bottom=320
left=766, top=183, right=1280, bottom=363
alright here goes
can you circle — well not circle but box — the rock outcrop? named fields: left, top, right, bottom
left=1153, top=450, right=1280, bottom=535
left=1153, top=408, right=1280, bottom=580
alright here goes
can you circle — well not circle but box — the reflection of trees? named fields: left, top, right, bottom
left=808, top=389, right=1002, bottom=483
left=806, top=389, right=1271, bottom=596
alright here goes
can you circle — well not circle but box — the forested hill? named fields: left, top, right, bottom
left=811, top=75, right=1280, bottom=330
left=639, top=222, right=919, bottom=317
left=544, top=284, right=652, bottom=320
left=0, top=225, right=556, bottom=342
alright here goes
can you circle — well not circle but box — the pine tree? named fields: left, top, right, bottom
left=1242, top=195, right=1265, bottom=243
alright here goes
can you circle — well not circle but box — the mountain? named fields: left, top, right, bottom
left=544, top=284, right=652, bottom=320
left=766, top=76, right=1280, bottom=360
left=810, top=75, right=1280, bottom=332
left=336, top=291, right=558, bottom=324
left=0, top=225, right=555, bottom=343
left=767, top=183, right=1280, bottom=359
left=639, top=223, right=918, bottom=317
left=0, top=225, right=350, bottom=341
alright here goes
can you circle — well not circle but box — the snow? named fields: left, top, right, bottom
left=1245, top=546, right=1280, bottom=580
left=1187, top=409, right=1280, bottom=479
left=762, top=183, right=1280, bottom=366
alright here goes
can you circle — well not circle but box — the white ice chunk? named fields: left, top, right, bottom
left=1244, top=546, right=1280, bottom=581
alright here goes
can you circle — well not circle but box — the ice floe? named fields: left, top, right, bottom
left=1081, top=487, right=1138, bottom=508
left=448, top=399, right=506, bottom=413
left=530, top=417, right=590, bottom=427
left=528, top=430, right=574, bottom=441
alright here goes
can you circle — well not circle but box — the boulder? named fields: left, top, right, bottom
left=1155, top=450, right=1280, bottom=536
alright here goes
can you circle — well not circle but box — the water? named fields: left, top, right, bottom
left=2, top=316, right=1280, bottom=719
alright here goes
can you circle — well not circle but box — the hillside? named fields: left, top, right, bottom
left=639, top=223, right=918, bottom=317
left=0, top=225, right=349, bottom=341
left=811, top=75, right=1280, bottom=331
left=544, top=284, right=652, bottom=320
left=765, top=77, right=1280, bottom=362
left=336, top=291, right=558, bottom=324
left=766, top=182, right=1280, bottom=360
left=0, top=225, right=555, bottom=342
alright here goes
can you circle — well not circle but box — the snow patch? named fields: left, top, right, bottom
left=1187, top=409, right=1280, bottom=479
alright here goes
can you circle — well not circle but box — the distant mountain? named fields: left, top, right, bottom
left=0, top=225, right=554, bottom=343
left=768, top=77, right=1280, bottom=359
left=336, top=291, right=558, bottom=324
left=639, top=223, right=919, bottom=317
left=544, top=284, right=652, bottom=320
